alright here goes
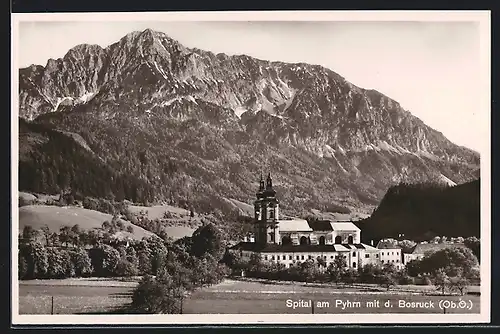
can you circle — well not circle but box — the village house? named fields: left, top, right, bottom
left=376, top=240, right=404, bottom=270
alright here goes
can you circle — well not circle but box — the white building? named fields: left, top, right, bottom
left=376, top=240, right=404, bottom=270
left=229, top=173, right=382, bottom=270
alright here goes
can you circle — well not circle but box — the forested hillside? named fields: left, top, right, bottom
left=356, top=179, right=480, bottom=242
left=19, top=118, right=155, bottom=204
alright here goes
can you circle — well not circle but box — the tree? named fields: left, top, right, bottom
left=359, top=263, right=382, bottom=284
left=22, top=225, right=38, bottom=243
left=449, top=269, right=469, bottom=296
left=300, top=259, right=318, bottom=284
left=88, top=244, right=121, bottom=277
left=378, top=263, right=397, bottom=291
left=69, top=248, right=93, bottom=277
left=102, top=221, right=111, bottom=232
left=115, top=258, right=139, bottom=277
left=86, top=229, right=101, bottom=246
left=126, top=225, right=134, bottom=234
left=59, top=226, right=72, bottom=247
left=131, top=275, right=181, bottom=314
left=464, top=236, right=480, bottom=262
left=433, top=268, right=450, bottom=295
left=341, top=268, right=358, bottom=285
left=327, top=255, right=347, bottom=285
left=20, top=242, right=49, bottom=279
left=190, top=223, right=224, bottom=260
left=137, top=249, right=153, bottom=275
left=398, top=239, right=416, bottom=253
left=71, top=224, right=81, bottom=242
left=420, top=247, right=478, bottom=278
left=40, top=225, right=51, bottom=246
left=18, top=252, right=28, bottom=279
left=47, top=248, right=75, bottom=278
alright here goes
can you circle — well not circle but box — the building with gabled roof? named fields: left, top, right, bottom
left=376, top=239, right=404, bottom=269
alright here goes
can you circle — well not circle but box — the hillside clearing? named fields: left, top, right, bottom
left=128, top=204, right=197, bottom=239
left=18, top=205, right=155, bottom=240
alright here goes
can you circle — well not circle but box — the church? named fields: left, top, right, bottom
left=229, top=173, right=381, bottom=270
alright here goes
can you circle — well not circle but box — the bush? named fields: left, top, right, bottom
left=18, top=252, right=28, bottom=279
left=88, top=244, right=120, bottom=277
left=69, top=247, right=93, bottom=277
left=115, top=258, right=139, bottom=277
left=19, top=196, right=33, bottom=207
left=131, top=275, right=181, bottom=314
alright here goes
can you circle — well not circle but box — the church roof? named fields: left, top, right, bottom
left=278, top=218, right=313, bottom=232
left=376, top=240, right=401, bottom=249
left=230, top=242, right=378, bottom=253
left=330, top=222, right=361, bottom=231
left=409, top=242, right=466, bottom=255
left=308, top=220, right=333, bottom=231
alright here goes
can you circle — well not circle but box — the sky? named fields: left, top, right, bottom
left=16, top=15, right=488, bottom=152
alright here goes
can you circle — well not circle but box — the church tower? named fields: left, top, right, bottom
left=254, top=173, right=280, bottom=244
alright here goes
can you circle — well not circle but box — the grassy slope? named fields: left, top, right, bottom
left=18, top=205, right=155, bottom=240
left=127, top=204, right=198, bottom=239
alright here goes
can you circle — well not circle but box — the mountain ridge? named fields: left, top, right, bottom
left=18, top=28, right=480, bottom=216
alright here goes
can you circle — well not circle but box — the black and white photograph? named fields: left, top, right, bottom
left=11, top=11, right=491, bottom=325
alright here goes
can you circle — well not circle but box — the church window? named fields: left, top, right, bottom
left=365, top=254, right=370, bottom=258
left=271, top=256, right=275, bottom=260
left=353, top=262, right=356, bottom=268
left=352, top=252, right=356, bottom=257
left=382, top=252, right=384, bottom=256
left=269, top=210, right=274, bottom=219
left=289, top=255, right=292, bottom=260
left=301, top=255, right=305, bottom=260
left=381, top=260, right=384, bottom=263
left=392, top=260, right=395, bottom=263
left=335, top=236, right=342, bottom=244
left=348, top=235, right=354, bottom=244
left=396, top=259, right=399, bottom=263
left=392, top=252, right=394, bottom=255
left=296, top=255, right=300, bottom=260
left=277, top=255, right=280, bottom=260
left=308, top=255, right=312, bottom=259
left=323, top=256, right=327, bottom=259
left=376, top=254, right=379, bottom=258
left=264, top=255, right=268, bottom=260
left=300, top=236, right=308, bottom=245
left=319, top=236, right=326, bottom=245
left=331, top=255, right=334, bottom=259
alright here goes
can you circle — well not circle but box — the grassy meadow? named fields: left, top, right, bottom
left=18, top=278, right=480, bottom=315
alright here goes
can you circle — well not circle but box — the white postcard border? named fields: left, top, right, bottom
left=11, top=10, right=492, bottom=325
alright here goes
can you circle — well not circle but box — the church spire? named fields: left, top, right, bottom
left=266, top=173, right=273, bottom=189
left=259, top=172, right=265, bottom=191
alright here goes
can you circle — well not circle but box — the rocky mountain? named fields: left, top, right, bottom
left=18, top=28, right=480, bottom=217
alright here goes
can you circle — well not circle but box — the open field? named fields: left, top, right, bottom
left=19, top=283, right=134, bottom=314
left=18, top=278, right=480, bottom=315
left=18, top=205, right=155, bottom=240
left=128, top=204, right=198, bottom=239
left=183, top=279, right=480, bottom=314
left=222, top=197, right=254, bottom=217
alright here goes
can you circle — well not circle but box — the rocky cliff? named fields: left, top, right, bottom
left=18, top=28, right=480, bottom=216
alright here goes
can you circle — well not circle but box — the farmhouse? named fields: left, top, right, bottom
left=229, top=173, right=381, bottom=269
